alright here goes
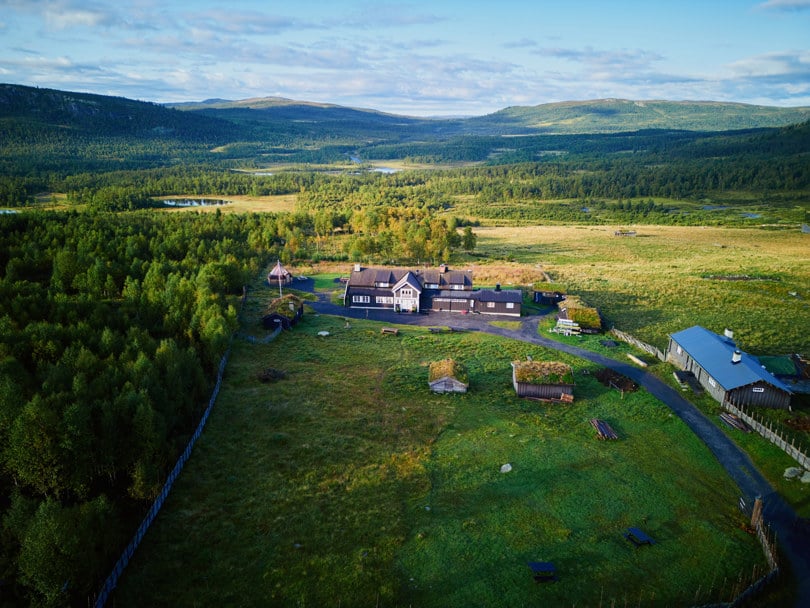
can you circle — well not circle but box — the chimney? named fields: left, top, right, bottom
left=354, top=263, right=362, bottom=272
left=495, top=283, right=501, bottom=292
left=439, top=263, right=448, bottom=273
left=732, top=350, right=742, bottom=365
left=724, top=328, right=734, bottom=341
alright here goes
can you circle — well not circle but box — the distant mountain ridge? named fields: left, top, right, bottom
left=3, top=83, right=809, bottom=138
left=170, top=94, right=810, bottom=134
left=466, top=98, right=810, bottom=134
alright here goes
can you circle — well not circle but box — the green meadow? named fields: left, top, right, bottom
left=471, top=224, right=810, bottom=355
left=114, top=287, right=770, bottom=607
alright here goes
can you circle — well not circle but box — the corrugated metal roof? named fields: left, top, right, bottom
left=670, top=326, right=792, bottom=393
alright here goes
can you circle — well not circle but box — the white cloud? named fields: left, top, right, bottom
left=757, top=0, right=810, bottom=11
left=42, top=1, right=117, bottom=29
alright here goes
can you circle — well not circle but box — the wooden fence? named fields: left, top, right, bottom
left=92, top=347, right=231, bottom=607
left=692, top=497, right=781, bottom=608
left=723, top=400, right=810, bottom=469
left=93, top=288, right=278, bottom=607
left=609, top=327, right=666, bottom=361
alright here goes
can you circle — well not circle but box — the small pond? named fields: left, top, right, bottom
left=162, top=199, right=231, bottom=207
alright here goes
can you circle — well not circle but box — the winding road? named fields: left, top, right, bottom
left=302, top=287, right=810, bottom=606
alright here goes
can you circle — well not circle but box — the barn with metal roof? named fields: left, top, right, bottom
left=666, top=326, right=792, bottom=409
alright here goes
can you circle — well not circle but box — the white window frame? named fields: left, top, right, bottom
left=376, top=296, right=394, bottom=304
left=352, top=295, right=370, bottom=304
left=487, top=301, right=496, bottom=308
left=708, top=376, right=717, bottom=388
left=752, top=387, right=765, bottom=393
left=506, top=302, right=515, bottom=309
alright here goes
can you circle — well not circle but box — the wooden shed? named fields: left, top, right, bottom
left=511, top=360, right=575, bottom=401
left=429, top=359, right=469, bottom=394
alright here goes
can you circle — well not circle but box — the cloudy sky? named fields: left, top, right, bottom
left=1, top=0, right=809, bottom=116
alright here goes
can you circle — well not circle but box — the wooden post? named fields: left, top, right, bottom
left=751, top=496, right=763, bottom=528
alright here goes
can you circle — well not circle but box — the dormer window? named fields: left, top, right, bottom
left=375, top=281, right=390, bottom=288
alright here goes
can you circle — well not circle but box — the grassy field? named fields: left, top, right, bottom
left=535, top=315, right=810, bottom=519
left=471, top=224, right=810, bottom=355
left=113, top=276, right=771, bottom=607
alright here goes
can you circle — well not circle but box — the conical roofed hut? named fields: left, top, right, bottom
left=267, top=260, right=293, bottom=286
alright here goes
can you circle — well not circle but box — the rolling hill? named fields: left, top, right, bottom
left=170, top=94, right=810, bottom=135
left=464, top=98, right=810, bottom=134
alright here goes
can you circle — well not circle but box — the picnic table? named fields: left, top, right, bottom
left=624, top=527, right=656, bottom=547
left=527, top=561, right=558, bottom=582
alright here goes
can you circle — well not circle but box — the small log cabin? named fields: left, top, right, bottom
left=511, top=360, right=575, bottom=401
left=428, top=359, right=469, bottom=394
left=666, top=326, right=792, bottom=409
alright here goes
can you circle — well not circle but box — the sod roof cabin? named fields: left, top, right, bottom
left=429, top=359, right=469, bottom=394
left=511, top=360, right=575, bottom=401
left=261, top=293, right=304, bottom=330
left=557, top=295, right=602, bottom=332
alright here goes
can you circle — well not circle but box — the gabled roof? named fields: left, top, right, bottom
left=472, top=289, right=522, bottom=303
left=347, top=267, right=411, bottom=288
left=392, top=271, right=422, bottom=293
left=346, top=265, right=474, bottom=290
left=421, top=269, right=473, bottom=289
left=670, top=326, right=792, bottom=393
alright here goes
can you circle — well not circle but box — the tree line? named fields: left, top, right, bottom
left=0, top=210, right=293, bottom=606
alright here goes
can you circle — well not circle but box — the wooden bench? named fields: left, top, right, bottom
left=624, top=527, right=656, bottom=547
left=380, top=327, right=399, bottom=336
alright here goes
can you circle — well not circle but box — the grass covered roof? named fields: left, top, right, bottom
left=265, top=293, right=303, bottom=319
left=512, top=360, right=574, bottom=385
left=429, top=359, right=468, bottom=384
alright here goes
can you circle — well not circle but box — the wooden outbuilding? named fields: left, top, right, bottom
left=511, top=360, right=575, bottom=401
left=261, top=293, right=304, bottom=330
left=666, top=326, right=792, bottom=409
left=267, top=260, right=293, bottom=286
left=429, top=359, right=469, bottom=393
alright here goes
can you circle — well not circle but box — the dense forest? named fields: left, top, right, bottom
left=1, top=84, right=810, bottom=605
left=0, top=210, right=289, bottom=605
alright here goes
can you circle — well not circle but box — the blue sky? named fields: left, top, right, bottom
left=1, top=0, right=809, bottom=115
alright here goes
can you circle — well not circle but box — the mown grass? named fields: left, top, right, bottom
left=114, top=279, right=769, bottom=606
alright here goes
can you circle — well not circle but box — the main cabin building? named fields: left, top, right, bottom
left=666, top=326, right=792, bottom=409
left=343, top=264, right=521, bottom=316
